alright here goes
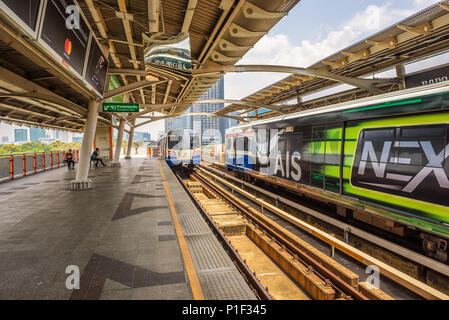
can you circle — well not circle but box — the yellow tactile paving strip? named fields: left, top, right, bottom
left=159, top=161, right=205, bottom=300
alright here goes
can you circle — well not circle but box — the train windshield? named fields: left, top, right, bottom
left=168, top=134, right=182, bottom=149
left=191, top=133, right=200, bottom=149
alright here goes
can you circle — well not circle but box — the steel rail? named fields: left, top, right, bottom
left=197, top=165, right=449, bottom=300
left=201, top=164, right=449, bottom=278
left=192, top=170, right=369, bottom=300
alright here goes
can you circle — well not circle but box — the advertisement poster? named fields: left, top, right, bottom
left=39, top=0, right=90, bottom=77
left=84, top=39, right=109, bottom=96
left=405, top=65, right=449, bottom=88
left=0, top=0, right=42, bottom=33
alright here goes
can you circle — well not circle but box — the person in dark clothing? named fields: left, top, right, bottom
left=64, top=149, right=75, bottom=170
left=91, top=148, right=106, bottom=167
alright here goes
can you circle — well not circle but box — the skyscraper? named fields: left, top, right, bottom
left=30, top=127, right=46, bottom=142
left=55, top=130, right=69, bottom=142
left=14, top=129, right=27, bottom=142
left=165, top=107, right=193, bottom=133
left=164, top=77, right=232, bottom=146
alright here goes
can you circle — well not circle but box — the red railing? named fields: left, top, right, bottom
left=0, top=149, right=79, bottom=181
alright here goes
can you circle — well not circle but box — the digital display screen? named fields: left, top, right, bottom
left=84, top=39, right=108, bottom=96
left=40, top=0, right=90, bottom=77
left=0, top=0, right=41, bottom=31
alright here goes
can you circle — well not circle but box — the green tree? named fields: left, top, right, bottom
left=0, top=141, right=82, bottom=156
left=133, top=141, right=142, bottom=154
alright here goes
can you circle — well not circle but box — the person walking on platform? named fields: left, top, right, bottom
left=91, top=148, right=106, bottom=167
left=64, top=149, right=75, bottom=170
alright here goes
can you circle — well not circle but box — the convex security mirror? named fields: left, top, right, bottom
left=143, top=32, right=192, bottom=81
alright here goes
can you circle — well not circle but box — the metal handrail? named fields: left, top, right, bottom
left=0, top=149, right=80, bottom=181
left=0, top=149, right=75, bottom=157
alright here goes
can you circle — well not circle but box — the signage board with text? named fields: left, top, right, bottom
left=405, top=65, right=449, bottom=88
left=102, top=103, right=140, bottom=113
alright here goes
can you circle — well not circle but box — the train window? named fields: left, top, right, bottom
left=363, top=128, right=395, bottom=140
left=312, top=126, right=327, bottom=140
left=191, top=134, right=200, bottom=149
left=352, top=123, right=449, bottom=208
left=226, top=138, right=233, bottom=151
left=277, top=137, right=286, bottom=155
left=168, top=135, right=181, bottom=149
left=236, top=137, right=248, bottom=151
left=401, top=125, right=446, bottom=138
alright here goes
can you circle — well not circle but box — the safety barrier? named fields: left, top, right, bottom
left=147, top=146, right=159, bottom=158
left=0, top=150, right=79, bottom=182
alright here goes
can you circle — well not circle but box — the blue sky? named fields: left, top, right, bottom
left=138, top=0, right=441, bottom=136
left=0, top=0, right=441, bottom=139
left=271, top=0, right=427, bottom=45
left=224, top=0, right=440, bottom=101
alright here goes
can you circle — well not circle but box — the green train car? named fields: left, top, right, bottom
left=225, top=82, right=449, bottom=262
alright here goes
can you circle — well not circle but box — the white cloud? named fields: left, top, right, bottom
left=225, top=0, right=441, bottom=101
left=414, top=0, right=440, bottom=7
left=143, top=0, right=441, bottom=136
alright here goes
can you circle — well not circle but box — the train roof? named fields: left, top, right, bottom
left=228, top=81, right=449, bottom=132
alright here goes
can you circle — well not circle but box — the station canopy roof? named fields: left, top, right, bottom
left=216, top=1, right=449, bottom=121
left=0, top=0, right=300, bottom=132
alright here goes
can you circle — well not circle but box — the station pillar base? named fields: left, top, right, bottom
left=124, top=156, right=132, bottom=160
left=71, top=179, right=93, bottom=190
left=111, top=162, right=121, bottom=167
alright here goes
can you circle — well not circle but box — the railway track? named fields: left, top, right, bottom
left=198, top=164, right=449, bottom=298
left=176, top=165, right=449, bottom=300
left=176, top=169, right=407, bottom=300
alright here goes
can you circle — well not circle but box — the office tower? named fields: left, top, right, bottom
left=165, top=106, right=193, bottom=133
left=30, top=127, right=46, bottom=142
left=164, top=77, right=232, bottom=146
left=14, top=129, right=28, bottom=142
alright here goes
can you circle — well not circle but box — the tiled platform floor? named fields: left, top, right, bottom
left=0, top=158, right=192, bottom=299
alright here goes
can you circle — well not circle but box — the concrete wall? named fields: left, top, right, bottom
left=95, top=126, right=112, bottom=160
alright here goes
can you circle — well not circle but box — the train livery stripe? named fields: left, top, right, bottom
left=225, top=90, right=449, bottom=231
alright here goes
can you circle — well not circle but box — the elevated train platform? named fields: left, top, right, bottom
left=0, top=158, right=255, bottom=300
left=1, top=0, right=449, bottom=304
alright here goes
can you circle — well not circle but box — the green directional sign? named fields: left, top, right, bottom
left=102, top=103, right=140, bottom=113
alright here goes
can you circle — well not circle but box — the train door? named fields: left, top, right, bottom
left=235, top=136, right=248, bottom=169
left=225, top=135, right=236, bottom=167
left=191, top=131, right=201, bottom=164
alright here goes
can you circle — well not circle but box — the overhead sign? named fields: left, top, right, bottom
left=39, top=0, right=90, bottom=78
left=405, top=65, right=449, bottom=88
left=102, top=103, right=140, bottom=113
left=84, top=37, right=109, bottom=97
left=0, top=0, right=42, bottom=36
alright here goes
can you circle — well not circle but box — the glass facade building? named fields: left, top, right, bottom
left=165, top=77, right=236, bottom=146
left=14, top=129, right=28, bottom=142
left=30, top=128, right=46, bottom=142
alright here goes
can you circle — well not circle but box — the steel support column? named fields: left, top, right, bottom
left=71, top=100, right=99, bottom=190
left=125, top=120, right=136, bottom=159
left=112, top=120, right=125, bottom=166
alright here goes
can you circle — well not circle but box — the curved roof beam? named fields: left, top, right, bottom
left=194, top=65, right=398, bottom=94
left=128, top=98, right=287, bottom=120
